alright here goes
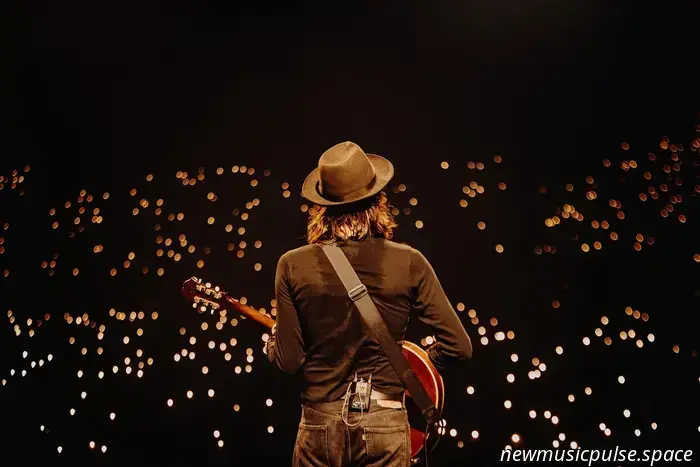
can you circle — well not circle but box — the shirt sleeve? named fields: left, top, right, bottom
left=410, top=248, right=473, bottom=371
left=266, top=252, right=306, bottom=374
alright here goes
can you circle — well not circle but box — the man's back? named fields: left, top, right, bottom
left=270, top=236, right=472, bottom=404
left=266, top=141, right=472, bottom=466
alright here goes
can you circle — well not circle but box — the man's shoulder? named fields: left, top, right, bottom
left=278, top=239, right=420, bottom=262
left=378, top=238, right=417, bottom=255
left=374, top=238, right=427, bottom=268
left=380, top=239, right=433, bottom=270
left=278, top=244, right=317, bottom=263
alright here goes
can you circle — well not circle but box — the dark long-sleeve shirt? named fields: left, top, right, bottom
left=266, top=236, right=472, bottom=404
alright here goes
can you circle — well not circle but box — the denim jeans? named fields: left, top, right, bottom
left=293, top=397, right=411, bottom=466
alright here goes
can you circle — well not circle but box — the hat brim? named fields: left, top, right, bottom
left=301, top=154, right=394, bottom=206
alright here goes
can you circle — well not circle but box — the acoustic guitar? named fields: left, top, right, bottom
left=181, top=276, right=444, bottom=458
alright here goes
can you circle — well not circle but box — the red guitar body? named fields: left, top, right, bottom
left=400, top=341, right=445, bottom=457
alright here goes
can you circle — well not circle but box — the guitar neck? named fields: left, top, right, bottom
left=224, top=295, right=276, bottom=330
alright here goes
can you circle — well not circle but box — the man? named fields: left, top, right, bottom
left=266, top=141, right=473, bottom=466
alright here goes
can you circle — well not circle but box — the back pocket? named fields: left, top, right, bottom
left=363, top=425, right=409, bottom=466
left=294, top=423, right=330, bottom=467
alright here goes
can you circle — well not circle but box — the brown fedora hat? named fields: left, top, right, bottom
left=301, top=141, right=394, bottom=206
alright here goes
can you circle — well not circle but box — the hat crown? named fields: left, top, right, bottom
left=318, top=141, right=376, bottom=197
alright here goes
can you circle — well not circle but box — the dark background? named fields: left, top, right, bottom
left=3, top=1, right=698, bottom=465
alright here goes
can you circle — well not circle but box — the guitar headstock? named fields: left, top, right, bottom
left=181, top=276, right=227, bottom=315
left=180, top=276, right=275, bottom=330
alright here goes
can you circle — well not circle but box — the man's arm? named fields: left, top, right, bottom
left=410, top=249, right=473, bottom=371
left=266, top=253, right=306, bottom=374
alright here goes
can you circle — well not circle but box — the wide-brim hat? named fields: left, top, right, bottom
left=301, top=141, right=394, bottom=206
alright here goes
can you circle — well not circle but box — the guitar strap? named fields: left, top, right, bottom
left=321, top=243, right=439, bottom=425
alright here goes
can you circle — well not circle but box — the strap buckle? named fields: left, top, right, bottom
left=348, top=284, right=368, bottom=302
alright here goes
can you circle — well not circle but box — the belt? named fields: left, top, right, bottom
left=305, top=390, right=404, bottom=412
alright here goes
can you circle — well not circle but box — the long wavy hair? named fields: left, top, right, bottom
left=306, top=191, right=397, bottom=244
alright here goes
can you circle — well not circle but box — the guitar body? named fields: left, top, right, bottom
left=401, top=340, right=444, bottom=458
